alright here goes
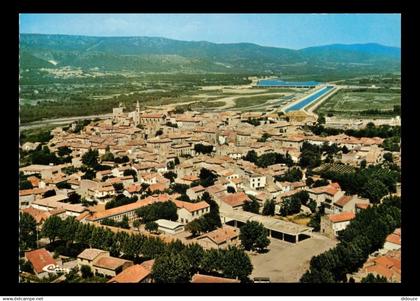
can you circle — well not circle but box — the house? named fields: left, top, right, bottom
left=31, top=194, right=87, bottom=217
left=383, top=228, right=401, bottom=251
left=308, top=182, right=344, bottom=210
left=77, top=248, right=109, bottom=269
left=25, top=248, right=57, bottom=279
left=186, top=185, right=206, bottom=201
left=219, top=192, right=250, bottom=210
left=176, top=175, right=200, bottom=186
left=332, top=195, right=370, bottom=214
left=154, top=219, right=185, bottom=235
left=247, top=173, right=266, bottom=190
left=21, top=207, right=52, bottom=226
left=352, top=250, right=401, bottom=283
left=174, top=200, right=210, bottom=224
left=92, top=256, right=134, bottom=278
left=107, top=264, right=152, bottom=283
left=191, top=273, right=240, bottom=283
left=147, top=182, right=169, bottom=194
left=320, top=211, right=356, bottom=239
left=196, top=225, right=239, bottom=249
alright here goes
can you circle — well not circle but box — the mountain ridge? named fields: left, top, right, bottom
left=19, top=33, right=400, bottom=74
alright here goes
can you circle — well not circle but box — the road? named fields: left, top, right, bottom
left=20, top=113, right=113, bottom=130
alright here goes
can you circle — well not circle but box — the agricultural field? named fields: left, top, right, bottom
left=315, top=88, right=401, bottom=118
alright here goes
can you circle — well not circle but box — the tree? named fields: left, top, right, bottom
left=199, top=168, right=218, bottom=187
left=19, top=212, right=37, bottom=250
left=360, top=159, right=367, bottom=169
left=163, top=171, right=177, bottom=183
left=81, top=168, right=95, bottom=180
left=244, top=150, right=258, bottom=163
left=306, top=177, right=314, bottom=187
left=185, top=219, right=203, bottom=237
left=113, top=183, right=124, bottom=192
left=262, top=199, right=275, bottom=216
left=67, top=192, right=81, bottom=204
left=41, top=215, right=62, bottom=243
left=136, top=201, right=178, bottom=223
left=307, top=199, right=317, bottom=213
left=20, top=180, right=33, bottom=190
left=222, top=246, right=253, bottom=281
left=80, top=265, right=93, bottom=279
left=361, top=273, right=388, bottom=283
left=308, top=211, right=321, bottom=231
left=383, top=152, right=393, bottom=163
left=82, top=148, right=99, bottom=169
left=280, top=195, right=302, bottom=216
left=194, top=144, right=214, bottom=155
left=181, top=243, right=204, bottom=275
left=317, top=113, right=326, bottom=125
left=152, top=253, right=191, bottom=283
left=227, top=186, right=236, bottom=193
left=276, top=167, right=303, bottom=182
left=313, top=178, right=329, bottom=188
left=361, top=179, right=388, bottom=204
left=243, top=198, right=260, bottom=214
left=57, top=146, right=72, bottom=157
left=119, top=216, right=130, bottom=229
left=155, top=129, right=163, bottom=137
left=133, top=219, right=141, bottom=231
left=123, top=169, right=138, bottom=181
left=145, top=221, right=158, bottom=233
left=101, top=151, right=114, bottom=162
left=239, top=221, right=270, bottom=252
left=42, top=190, right=56, bottom=198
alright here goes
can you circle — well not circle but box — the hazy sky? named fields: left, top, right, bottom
left=19, top=14, right=401, bottom=49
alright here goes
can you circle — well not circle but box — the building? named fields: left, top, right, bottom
left=186, top=185, right=206, bottom=200
left=383, top=228, right=401, bottom=251
left=92, top=256, right=133, bottom=278
left=219, top=192, right=250, bottom=210
left=77, top=248, right=110, bottom=269
left=155, top=219, right=185, bottom=235
left=246, top=173, right=267, bottom=190
left=174, top=200, right=210, bottom=224
left=196, top=226, right=239, bottom=249
left=191, top=273, right=240, bottom=283
left=25, top=248, right=57, bottom=279
left=320, top=211, right=356, bottom=239
left=332, top=195, right=370, bottom=214
left=107, top=264, right=152, bottom=283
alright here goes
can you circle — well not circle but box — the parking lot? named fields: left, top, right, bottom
left=249, top=234, right=337, bottom=282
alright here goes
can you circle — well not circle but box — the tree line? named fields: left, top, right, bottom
left=29, top=214, right=253, bottom=282
left=300, top=197, right=400, bottom=283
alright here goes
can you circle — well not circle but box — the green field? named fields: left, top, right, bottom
left=315, top=89, right=400, bottom=118
left=233, top=94, right=284, bottom=109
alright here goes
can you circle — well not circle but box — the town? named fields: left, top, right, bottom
left=19, top=93, right=401, bottom=283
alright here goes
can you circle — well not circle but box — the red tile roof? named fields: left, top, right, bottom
left=328, top=211, right=355, bottom=223
left=174, top=200, right=210, bottom=213
left=197, top=226, right=238, bottom=245
left=386, top=233, right=401, bottom=246
left=334, top=195, right=353, bottom=207
left=221, top=192, right=250, bottom=207
left=107, top=264, right=150, bottom=283
left=191, top=273, right=240, bottom=283
left=93, top=256, right=131, bottom=270
left=25, top=248, right=57, bottom=274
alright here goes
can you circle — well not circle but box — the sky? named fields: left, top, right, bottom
left=19, top=14, right=401, bottom=49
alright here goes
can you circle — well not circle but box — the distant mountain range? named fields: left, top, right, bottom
left=19, top=34, right=401, bottom=74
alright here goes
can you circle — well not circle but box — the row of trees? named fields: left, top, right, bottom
left=136, top=201, right=178, bottom=224
left=320, top=165, right=400, bottom=203
left=36, top=215, right=253, bottom=282
left=309, top=123, right=400, bottom=139
left=244, top=150, right=294, bottom=168
left=300, top=198, right=400, bottom=283
left=105, top=194, right=138, bottom=210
